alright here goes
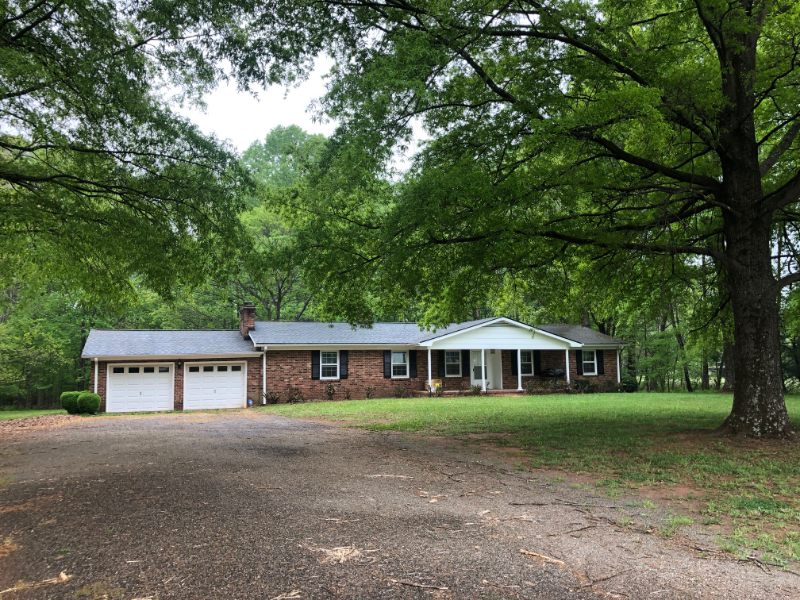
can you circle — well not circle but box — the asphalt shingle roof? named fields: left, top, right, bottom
left=81, top=330, right=260, bottom=358
left=538, top=325, right=625, bottom=346
left=82, top=319, right=624, bottom=357
left=249, top=321, right=429, bottom=346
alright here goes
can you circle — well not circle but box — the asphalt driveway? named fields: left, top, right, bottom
left=0, top=412, right=797, bottom=599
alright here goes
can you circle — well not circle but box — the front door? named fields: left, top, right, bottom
left=470, top=350, right=503, bottom=389
left=470, top=350, right=484, bottom=387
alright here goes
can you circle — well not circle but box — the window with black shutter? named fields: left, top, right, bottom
left=311, top=350, right=321, bottom=380
left=383, top=350, right=392, bottom=378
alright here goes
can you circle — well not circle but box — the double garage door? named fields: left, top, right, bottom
left=106, top=362, right=246, bottom=412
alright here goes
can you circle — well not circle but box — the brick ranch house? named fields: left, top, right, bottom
left=82, top=303, right=626, bottom=413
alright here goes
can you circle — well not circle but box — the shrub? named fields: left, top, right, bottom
left=364, top=386, right=376, bottom=400
left=60, top=391, right=81, bottom=415
left=573, top=379, right=590, bottom=393
left=343, top=388, right=352, bottom=400
left=393, top=384, right=408, bottom=398
left=76, top=392, right=101, bottom=414
left=469, top=384, right=484, bottom=396
left=263, top=390, right=283, bottom=405
left=286, top=387, right=304, bottom=404
left=324, top=382, right=336, bottom=401
left=621, top=376, right=639, bottom=393
left=427, top=382, right=445, bottom=397
left=524, top=380, right=543, bottom=395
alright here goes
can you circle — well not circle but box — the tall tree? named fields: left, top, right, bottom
left=195, top=0, right=800, bottom=437
left=1, top=0, right=250, bottom=304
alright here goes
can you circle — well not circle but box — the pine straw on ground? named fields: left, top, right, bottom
left=0, top=415, right=81, bottom=434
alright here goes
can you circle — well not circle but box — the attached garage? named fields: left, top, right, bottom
left=107, top=363, right=174, bottom=413
left=184, top=362, right=247, bottom=410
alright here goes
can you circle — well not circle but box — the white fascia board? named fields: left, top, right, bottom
left=418, top=317, right=581, bottom=347
left=260, top=344, right=418, bottom=351
left=579, top=344, right=626, bottom=349
left=89, top=353, right=260, bottom=360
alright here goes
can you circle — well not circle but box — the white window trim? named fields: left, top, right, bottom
left=444, top=351, right=462, bottom=377
left=520, top=350, right=534, bottom=377
left=320, top=350, right=339, bottom=380
left=582, top=350, right=598, bottom=376
left=391, top=351, right=409, bottom=379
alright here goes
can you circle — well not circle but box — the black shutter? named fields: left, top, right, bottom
left=576, top=350, right=583, bottom=375
left=533, top=350, right=542, bottom=375
left=384, top=350, right=391, bottom=378
left=437, top=350, right=445, bottom=377
left=311, top=350, right=320, bottom=380
left=461, top=350, right=469, bottom=378
left=511, top=351, right=518, bottom=376
left=409, top=350, right=417, bottom=378
left=340, top=350, right=349, bottom=379
left=596, top=350, right=604, bottom=375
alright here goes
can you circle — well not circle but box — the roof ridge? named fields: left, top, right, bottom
left=91, top=329, right=240, bottom=332
left=253, top=320, right=423, bottom=325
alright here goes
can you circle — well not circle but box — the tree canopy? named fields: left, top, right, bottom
left=0, top=0, right=251, bottom=304
left=190, top=0, right=800, bottom=436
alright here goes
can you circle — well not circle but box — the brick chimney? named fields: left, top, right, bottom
left=239, top=302, right=256, bottom=339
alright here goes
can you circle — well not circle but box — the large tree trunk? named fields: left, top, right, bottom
left=711, top=18, right=797, bottom=437
left=722, top=208, right=795, bottom=436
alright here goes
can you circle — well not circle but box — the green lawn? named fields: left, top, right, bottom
left=0, top=408, right=66, bottom=421
left=260, top=393, right=800, bottom=562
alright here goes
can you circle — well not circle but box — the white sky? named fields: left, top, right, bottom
left=176, top=55, right=424, bottom=170
left=177, top=57, right=338, bottom=153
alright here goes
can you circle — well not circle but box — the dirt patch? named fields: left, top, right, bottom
left=0, top=536, right=17, bottom=558
left=0, top=414, right=82, bottom=434
left=0, top=494, right=62, bottom=516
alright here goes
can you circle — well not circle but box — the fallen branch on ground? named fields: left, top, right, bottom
left=0, top=572, right=71, bottom=595
left=520, top=549, right=565, bottom=565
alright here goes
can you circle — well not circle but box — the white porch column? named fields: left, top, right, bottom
left=427, top=348, right=432, bottom=391
left=517, top=349, right=522, bottom=391
left=481, top=348, right=487, bottom=392
left=616, top=349, right=621, bottom=383
left=93, top=358, right=98, bottom=394
left=262, top=349, right=267, bottom=403
left=565, top=349, right=570, bottom=384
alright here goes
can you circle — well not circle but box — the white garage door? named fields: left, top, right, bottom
left=184, top=363, right=246, bottom=410
left=107, top=364, right=174, bottom=413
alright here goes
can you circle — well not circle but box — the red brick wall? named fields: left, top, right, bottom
left=264, top=350, right=435, bottom=401
left=92, top=356, right=262, bottom=412
left=499, top=350, right=619, bottom=389
left=568, top=350, right=618, bottom=384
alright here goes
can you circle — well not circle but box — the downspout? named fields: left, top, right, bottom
left=262, top=347, right=267, bottom=404
left=93, top=358, right=98, bottom=394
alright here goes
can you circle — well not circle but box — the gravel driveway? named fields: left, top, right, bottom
left=0, top=412, right=797, bottom=599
